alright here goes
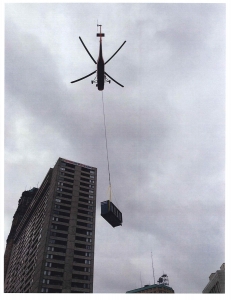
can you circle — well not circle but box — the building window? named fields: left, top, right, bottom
left=43, top=279, right=50, bottom=284
left=44, top=270, right=51, bottom=276
left=85, top=259, right=91, bottom=265
left=84, top=267, right=90, bottom=272
left=48, top=246, right=54, bottom=251
left=45, top=262, right=52, bottom=267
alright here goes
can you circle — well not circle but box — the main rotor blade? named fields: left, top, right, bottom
left=79, top=37, right=97, bottom=64
left=71, top=70, right=96, bottom=83
left=105, top=41, right=126, bottom=65
left=104, top=72, right=124, bottom=87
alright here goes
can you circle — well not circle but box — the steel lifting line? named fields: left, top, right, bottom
left=101, top=91, right=112, bottom=203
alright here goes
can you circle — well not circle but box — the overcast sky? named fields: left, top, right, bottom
left=4, top=3, right=226, bottom=294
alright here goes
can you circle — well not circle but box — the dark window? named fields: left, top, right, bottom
left=49, top=271, right=63, bottom=277
left=75, top=236, right=92, bottom=243
left=50, top=231, right=68, bottom=238
left=78, top=209, right=93, bottom=216
left=54, top=204, right=71, bottom=211
left=55, top=198, right=71, bottom=205
left=52, top=217, right=69, bottom=224
left=52, top=255, right=65, bottom=261
left=49, top=239, right=67, bottom=246
left=74, top=250, right=85, bottom=256
left=64, top=167, right=75, bottom=173
left=73, top=258, right=91, bottom=265
left=77, top=215, right=92, bottom=222
left=64, top=177, right=74, bottom=183
left=73, top=258, right=85, bottom=264
left=80, top=177, right=90, bottom=182
left=76, top=228, right=92, bottom=236
left=73, top=266, right=90, bottom=272
left=81, top=173, right=90, bottom=178
left=51, top=223, right=69, bottom=231
left=46, top=288, right=62, bottom=293
left=60, top=172, right=74, bottom=179
left=57, top=193, right=72, bottom=199
left=78, top=203, right=93, bottom=210
left=64, top=162, right=75, bottom=169
left=80, top=182, right=93, bottom=187
left=80, top=187, right=91, bottom=193
left=63, top=183, right=73, bottom=189
left=57, top=187, right=72, bottom=194
left=53, top=210, right=70, bottom=217
left=72, top=274, right=89, bottom=280
left=45, top=262, right=64, bottom=269
left=81, top=167, right=91, bottom=172
left=79, top=198, right=93, bottom=204
left=53, top=247, right=66, bottom=254
left=71, top=282, right=89, bottom=288
left=75, top=243, right=92, bottom=250
left=79, top=193, right=94, bottom=200
left=76, top=221, right=92, bottom=228
left=43, top=279, right=63, bottom=285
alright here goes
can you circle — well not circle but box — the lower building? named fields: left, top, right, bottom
left=126, top=284, right=174, bottom=293
left=4, top=188, right=38, bottom=279
left=4, top=157, right=97, bottom=293
left=202, top=263, right=225, bottom=293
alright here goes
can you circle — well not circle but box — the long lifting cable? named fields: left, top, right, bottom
left=101, top=91, right=112, bottom=202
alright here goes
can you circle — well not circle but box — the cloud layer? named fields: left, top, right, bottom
left=5, top=3, right=225, bottom=293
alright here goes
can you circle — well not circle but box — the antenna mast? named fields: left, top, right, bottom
left=151, top=251, right=155, bottom=284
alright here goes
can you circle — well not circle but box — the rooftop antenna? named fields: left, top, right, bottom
left=151, top=251, right=155, bottom=284
left=140, top=272, right=143, bottom=288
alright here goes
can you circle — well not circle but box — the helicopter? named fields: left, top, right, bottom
left=71, top=25, right=126, bottom=91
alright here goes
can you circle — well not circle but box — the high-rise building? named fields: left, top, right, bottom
left=202, top=263, right=225, bottom=293
left=4, top=157, right=97, bottom=293
left=4, top=187, right=39, bottom=279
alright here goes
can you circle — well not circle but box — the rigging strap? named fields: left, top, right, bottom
left=101, top=91, right=112, bottom=202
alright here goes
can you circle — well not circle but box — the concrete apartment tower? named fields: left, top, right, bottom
left=202, top=263, right=225, bottom=293
left=4, top=157, right=97, bottom=293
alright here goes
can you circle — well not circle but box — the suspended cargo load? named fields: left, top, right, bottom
left=101, top=200, right=122, bottom=227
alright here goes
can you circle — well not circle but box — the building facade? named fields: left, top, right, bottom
left=126, top=284, right=174, bottom=293
left=4, top=187, right=38, bottom=279
left=4, top=157, right=97, bottom=293
left=202, top=263, right=225, bottom=293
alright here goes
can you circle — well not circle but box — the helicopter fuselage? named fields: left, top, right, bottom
left=71, top=25, right=125, bottom=90
left=97, top=40, right=104, bottom=91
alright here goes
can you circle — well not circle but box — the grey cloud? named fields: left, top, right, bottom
left=5, top=3, right=225, bottom=293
